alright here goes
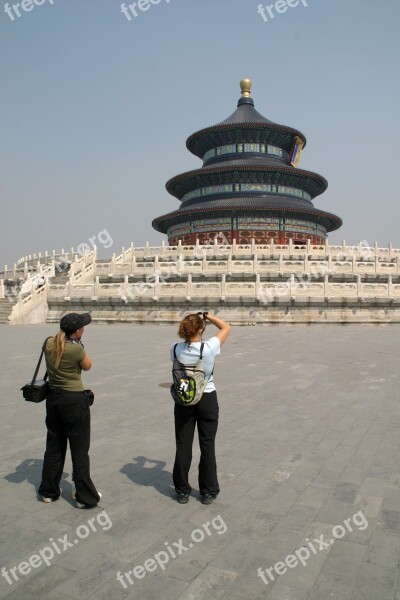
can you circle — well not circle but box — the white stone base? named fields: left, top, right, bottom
left=45, top=297, right=400, bottom=324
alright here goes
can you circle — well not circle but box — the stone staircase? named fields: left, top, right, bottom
left=0, top=281, right=22, bottom=324
left=0, top=298, right=14, bottom=324
left=49, top=263, right=71, bottom=286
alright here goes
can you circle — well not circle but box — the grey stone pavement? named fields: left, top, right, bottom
left=1, top=323, right=400, bottom=600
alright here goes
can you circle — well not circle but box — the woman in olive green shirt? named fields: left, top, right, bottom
left=38, top=312, right=101, bottom=508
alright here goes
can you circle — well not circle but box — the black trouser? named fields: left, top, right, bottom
left=173, top=390, right=220, bottom=497
left=38, top=388, right=100, bottom=506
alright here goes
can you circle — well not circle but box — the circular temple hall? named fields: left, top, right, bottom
left=152, top=79, right=342, bottom=246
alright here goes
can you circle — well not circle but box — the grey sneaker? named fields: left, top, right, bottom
left=201, top=494, right=216, bottom=505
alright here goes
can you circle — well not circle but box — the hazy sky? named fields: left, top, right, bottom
left=1, top=0, right=399, bottom=266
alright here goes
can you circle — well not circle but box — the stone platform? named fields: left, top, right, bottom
left=1, top=323, right=400, bottom=599
left=5, top=242, right=400, bottom=324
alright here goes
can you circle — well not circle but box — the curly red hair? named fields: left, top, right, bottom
left=178, top=314, right=205, bottom=343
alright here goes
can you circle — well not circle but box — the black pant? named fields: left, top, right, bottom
left=173, top=390, right=220, bottom=497
left=38, top=388, right=100, bottom=506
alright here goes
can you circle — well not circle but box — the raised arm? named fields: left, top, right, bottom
left=80, top=354, right=92, bottom=371
left=205, top=313, right=231, bottom=346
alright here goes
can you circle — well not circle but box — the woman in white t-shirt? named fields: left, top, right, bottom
left=171, top=312, right=231, bottom=505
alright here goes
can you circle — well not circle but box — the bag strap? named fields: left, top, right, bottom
left=31, top=337, right=52, bottom=385
left=174, top=342, right=205, bottom=360
left=199, top=343, right=215, bottom=383
left=200, top=342, right=215, bottom=380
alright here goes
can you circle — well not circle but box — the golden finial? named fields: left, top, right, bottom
left=240, top=78, right=252, bottom=98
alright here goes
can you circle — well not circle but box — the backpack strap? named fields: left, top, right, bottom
left=174, top=342, right=205, bottom=360
left=201, top=342, right=215, bottom=380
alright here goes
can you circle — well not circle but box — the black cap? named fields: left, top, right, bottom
left=60, top=312, right=92, bottom=335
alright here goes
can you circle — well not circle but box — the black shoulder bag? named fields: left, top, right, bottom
left=21, top=337, right=52, bottom=403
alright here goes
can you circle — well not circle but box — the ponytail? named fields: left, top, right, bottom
left=46, top=330, right=66, bottom=368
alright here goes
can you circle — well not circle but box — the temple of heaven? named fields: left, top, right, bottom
left=152, top=79, right=342, bottom=246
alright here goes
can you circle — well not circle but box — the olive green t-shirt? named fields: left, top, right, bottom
left=45, top=340, right=86, bottom=392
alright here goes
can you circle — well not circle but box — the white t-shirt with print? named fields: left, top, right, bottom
left=170, top=336, right=221, bottom=393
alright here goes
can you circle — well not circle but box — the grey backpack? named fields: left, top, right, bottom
left=170, top=343, right=209, bottom=406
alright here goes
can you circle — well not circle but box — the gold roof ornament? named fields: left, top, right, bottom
left=291, top=135, right=305, bottom=168
left=240, top=78, right=252, bottom=98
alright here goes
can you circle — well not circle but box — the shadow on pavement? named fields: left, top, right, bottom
left=120, top=455, right=176, bottom=499
left=4, top=458, right=73, bottom=503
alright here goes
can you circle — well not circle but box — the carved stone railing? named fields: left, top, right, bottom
left=46, top=276, right=400, bottom=304
left=93, top=256, right=400, bottom=279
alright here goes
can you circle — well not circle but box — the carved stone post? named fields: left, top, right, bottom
left=221, top=273, right=226, bottom=301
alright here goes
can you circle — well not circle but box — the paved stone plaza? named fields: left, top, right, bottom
left=1, top=323, right=400, bottom=599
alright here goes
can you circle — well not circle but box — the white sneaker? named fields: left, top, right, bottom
left=42, top=489, right=62, bottom=503
left=75, top=492, right=102, bottom=509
